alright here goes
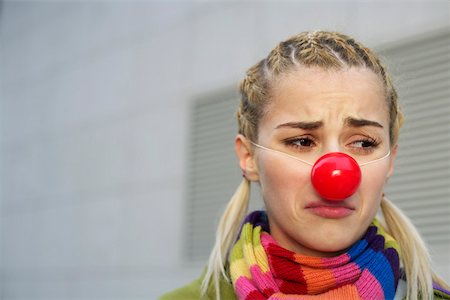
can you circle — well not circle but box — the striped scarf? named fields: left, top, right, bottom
left=229, top=211, right=400, bottom=300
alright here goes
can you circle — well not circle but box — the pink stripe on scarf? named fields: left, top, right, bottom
left=234, top=276, right=262, bottom=300
left=249, top=265, right=279, bottom=296
left=331, top=261, right=361, bottom=286
left=355, top=269, right=384, bottom=300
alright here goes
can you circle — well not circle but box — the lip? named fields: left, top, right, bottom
left=305, top=201, right=355, bottom=219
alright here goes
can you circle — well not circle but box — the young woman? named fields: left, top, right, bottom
left=160, top=31, right=450, bottom=300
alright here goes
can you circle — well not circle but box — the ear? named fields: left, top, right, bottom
left=387, top=144, right=398, bottom=179
left=235, top=134, right=259, bottom=181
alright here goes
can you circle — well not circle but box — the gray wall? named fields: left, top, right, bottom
left=0, top=1, right=448, bottom=299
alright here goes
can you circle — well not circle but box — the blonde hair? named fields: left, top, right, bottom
left=381, top=196, right=450, bottom=299
left=201, top=31, right=449, bottom=299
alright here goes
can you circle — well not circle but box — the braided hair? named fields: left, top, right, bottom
left=237, top=31, right=403, bottom=146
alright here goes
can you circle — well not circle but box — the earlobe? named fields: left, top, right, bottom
left=235, top=134, right=259, bottom=181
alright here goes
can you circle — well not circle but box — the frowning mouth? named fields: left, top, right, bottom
left=305, top=201, right=355, bottom=219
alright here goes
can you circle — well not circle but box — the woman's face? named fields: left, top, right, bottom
left=239, top=67, right=397, bottom=257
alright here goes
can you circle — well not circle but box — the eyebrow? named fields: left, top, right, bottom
left=345, top=117, right=384, bottom=129
left=275, top=121, right=323, bottom=130
left=275, top=117, right=383, bottom=130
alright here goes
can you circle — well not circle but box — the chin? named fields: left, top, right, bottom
left=309, top=235, right=357, bottom=256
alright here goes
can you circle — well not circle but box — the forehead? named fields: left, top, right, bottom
left=264, top=67, right=388, bottom=125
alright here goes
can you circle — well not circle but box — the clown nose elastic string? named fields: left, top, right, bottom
left=250, top=142, right=390, bottom=201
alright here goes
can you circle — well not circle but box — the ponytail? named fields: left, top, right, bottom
left=201, top=178, right=251, bottom=299
left=380, top=196, right=450, bottom=299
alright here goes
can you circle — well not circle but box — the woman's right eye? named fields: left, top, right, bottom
left=284, top=137, right=315, bottom=149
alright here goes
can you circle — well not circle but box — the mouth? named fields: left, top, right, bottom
left=305, top=201, right=355, bottom=219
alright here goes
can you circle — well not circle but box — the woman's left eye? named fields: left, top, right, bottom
left=352, top=140, right=376, bottom=148
left=349, top=138, right=380, bottom=152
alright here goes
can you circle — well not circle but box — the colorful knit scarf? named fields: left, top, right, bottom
left=229, top=211, right=400, bottom=300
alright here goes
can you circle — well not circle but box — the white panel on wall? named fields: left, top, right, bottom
left=184, top=89, right=242, bottom=263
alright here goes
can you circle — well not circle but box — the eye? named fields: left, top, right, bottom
left=352, top=140, right=376, bottom=148
left=348, top=137, right=380, bottom=154
left=283, top=136, right=316, bottom=150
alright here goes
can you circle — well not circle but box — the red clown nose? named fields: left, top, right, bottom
left=311, top=152, right=361, bottom=201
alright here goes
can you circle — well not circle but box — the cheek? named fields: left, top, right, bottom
left=359, top=165, right=390, bottom=207
left=363, top=164, right=389, bottom=187
left=258, top=155, right=312, bottom=206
